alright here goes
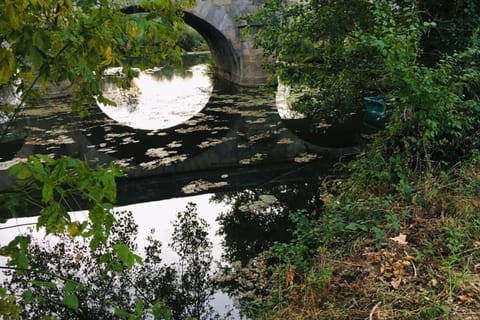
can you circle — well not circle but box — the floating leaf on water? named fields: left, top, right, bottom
left=181, top=179, right=228, bottom=194
left=120, top=137, right=140, bottom=145
left=113, top=157, right=134, bottom=168
left=166, top=141, right=182, bottom=148
left=248, top=132, right=271, bottom=143
left=31, top=135, right=76, bottom=146
left=146, top=131, right=167, bottom=136
left=197, top=137, right=235, bottom=149
left=239, top=195, right=278, bottom=212
left=239, top=153, right=265, bottom=165
left=246, top=118, right=267, bottom=124
left=294, top=153, right=318, bottom=163
left=140, top=154, right=187, bottom=169
left=277, top=138, right=294, bottom=145
left=105, top=132, right=134, bottom=139
left=258, top=194, right=278, bottom=205
left=97, top=147, right=116, bottom=154
left=145, top=148, right=172, bottom=158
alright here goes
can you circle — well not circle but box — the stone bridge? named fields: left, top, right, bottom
left=126, top=0, right=268, bottom=86
left=184, top=0, right=267, bottom=86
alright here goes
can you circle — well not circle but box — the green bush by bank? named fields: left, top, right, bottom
left=238, top=0, right=480, bottom=318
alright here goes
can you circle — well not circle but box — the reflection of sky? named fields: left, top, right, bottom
left=276, top=82, right=306, bottom=120
left=0, top=194, right=228, bottom=265
left=0, top=194, right=240, bottom=318
left=99, top=64, right=213, bottom=130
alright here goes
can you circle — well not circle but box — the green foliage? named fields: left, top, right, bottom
left=419, top=304, right=450, bottom=319
left=419, top=0, right=480, bottom=63
left=246, top=0, right=376, bottom=124
left=0, top=0, right=194, bottom=139
left=0, top=0, right=204, bottom=318
left=2, top=155, right=123, bottom=249
left=176, top=24, right=208, bottom=52
left=213, top=184, right=321, bottom=265
left=266, top=210, right=321, bottom=275
left=248, top=0, right=480, bottom=141
left=0, top=287, right=21, bottom=319
left=224, top=1, right=480, bottom=318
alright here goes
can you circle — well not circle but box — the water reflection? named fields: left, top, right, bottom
left=2, top=207, right=217, bottom=320
left=0, top=182, right=322, bottom=319
left=98, top=54, right=213, bottom=130
left=213, top=182, right=322, bottom=266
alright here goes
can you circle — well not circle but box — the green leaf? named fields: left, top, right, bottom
left=32, top=31, right=50, bottom=52
left=31, top=280, right=57, bottom=289
left=42, top=182, right=54, bottom=203
left=22, top=290, right=34, bottom=304
left=63, top=280, right=78, bottom=294
left=8, top=163, right=31, bottom=180
left=135, top=299, right=145, bottom=316
left=345, top=223, right=368, bottom=232
left=152, top=301, right=172, bottom=320
left=114, top=307, right=132, bottom=318
left=113, top=244, right=142, bottom=269
left=0, top=48, right=17, bottom=85
left=67, top=222, right=82, bottom=237
left=371, top=226, right=386, bottom=240
left=63, top=293, right=79, bottom=311
left=35, top=154, right=56, bottom=165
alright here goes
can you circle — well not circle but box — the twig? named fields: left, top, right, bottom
left=460, top=246, right=480, bottom=256
left=0, top=222, right=37, bottom=231
left=369, top=301, right=382, bottom=320
left=411, top=260, right=417, bottom=278
left=331, top=259, right=365, bottom=268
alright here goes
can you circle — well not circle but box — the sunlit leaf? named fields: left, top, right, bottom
left=8, top=163, right=31, bottom=180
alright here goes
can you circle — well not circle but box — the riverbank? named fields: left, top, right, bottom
left=227, top=150, right=480, bottom=319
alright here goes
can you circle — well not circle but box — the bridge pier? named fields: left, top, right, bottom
left=185, top=0, right=268, bottom=86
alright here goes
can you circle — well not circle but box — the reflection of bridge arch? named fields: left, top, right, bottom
left=124, top=1, right=267, bottom=86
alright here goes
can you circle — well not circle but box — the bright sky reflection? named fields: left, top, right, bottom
left=99, top=64, right=213, bottom=130
left=0, top=194, right=240, bottom=318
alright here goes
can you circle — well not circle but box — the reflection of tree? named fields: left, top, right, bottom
left=102, top=80, right=141, bottom=112
left=170, top=203, right=216, bottom=320
left=212, top=183, right=322, bottom=266
left=147, top=54, right=210, bottom=81
left=2, top=207, right=216, bottom=319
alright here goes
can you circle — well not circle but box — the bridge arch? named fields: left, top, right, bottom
left=122, top=1, right=267, bottom=86
left=184, top=1, right=267, bottom=86
left=183, top=11, right=240, bottom=85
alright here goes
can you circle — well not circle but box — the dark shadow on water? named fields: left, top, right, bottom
left=212, top=182, right=322, bottom=266
left=282, top=112, right=366, bottom=148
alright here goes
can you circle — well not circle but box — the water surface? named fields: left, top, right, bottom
left=99, top=56, right=213, bottom=130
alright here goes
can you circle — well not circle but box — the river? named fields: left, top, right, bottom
left=0, top=53, right=360, bottom=319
